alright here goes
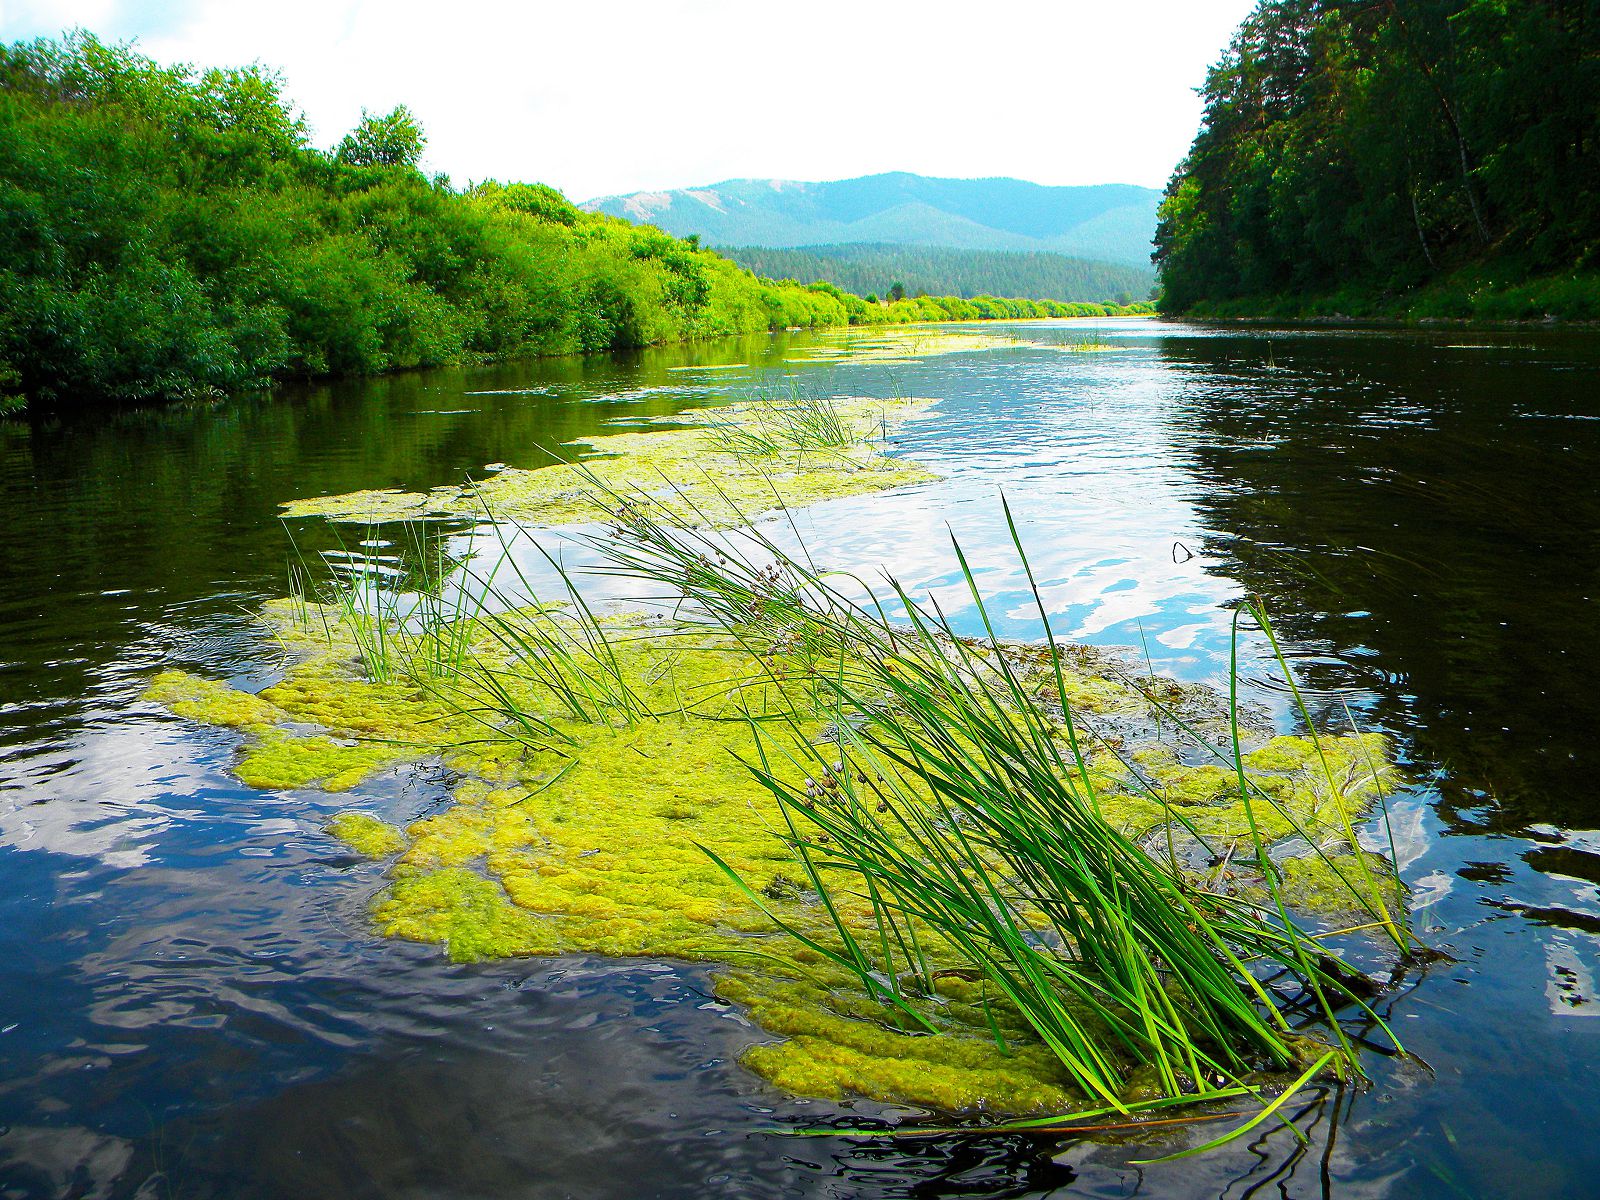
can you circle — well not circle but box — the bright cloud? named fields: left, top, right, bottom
left=0, top=0, right=1257, bottom=200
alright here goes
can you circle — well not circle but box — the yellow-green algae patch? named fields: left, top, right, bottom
left=149, top=605, right=1406, bottom=1116
left=1272, top=850, right=1407, bottom=919
left=280, top=394, right=938, bottom=527
left=328, top=811, right=407, bottom=858
left=781, top=325, right=1034, bottom=366
left=146, top=670, right=286, bottom=728
left=1104, top=734, right=1396, bottom=849
left=143, top=664, right=473, bottom=792
left=720, top=969, right=1081, bottom=1113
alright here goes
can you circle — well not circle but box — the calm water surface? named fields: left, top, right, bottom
left=2, top=320, right=1598, bottom=1198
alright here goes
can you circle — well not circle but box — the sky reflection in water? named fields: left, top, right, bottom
left=2, top=320, right=1599, bottom=1197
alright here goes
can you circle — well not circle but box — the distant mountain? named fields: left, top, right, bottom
left=582, top=172, right=1161, bottom=268
left=720, top=244, right=1155, bottom=305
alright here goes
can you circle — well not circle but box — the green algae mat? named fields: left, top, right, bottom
left=151, top=384, right=1411, bottom=1127
left=280, top=394, right=937, bottom=527
left=147, top=610, right=1396, bottom=1115
left=779, top=326, right=1033, bottom=366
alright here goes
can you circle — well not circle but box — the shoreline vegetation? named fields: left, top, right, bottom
left=0, top=33, right=1150, bottom=415
left=1174, top=271, right=1600, bottom=326
left=150, top=378, right=1422, bottom=1154
left=720, top=243, right=1156, bottom=309
left=1154, top=2, right=1598, bottom=322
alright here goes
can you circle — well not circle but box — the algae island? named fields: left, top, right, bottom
left=149, top=383, right=1419, bottom=1147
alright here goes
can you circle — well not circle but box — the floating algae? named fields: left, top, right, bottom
left=280, top=395, right=937, bottom=527
left=148, top=598, right=1403, bottom=1115
left=146, top=663, right=471, bottom=792
left=161, top=387, right=1409, bottom=1120
left=328, top=812, right=408, bottom=858
left=781, top=326, right=1033, bottom=366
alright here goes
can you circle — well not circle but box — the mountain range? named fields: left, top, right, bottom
left=581, top=172, right=1161, bottom=269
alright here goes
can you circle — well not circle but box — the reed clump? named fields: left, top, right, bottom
left=581, top=485, right=1417, bottom=1132
left=701, top=383, right=867, bottom=459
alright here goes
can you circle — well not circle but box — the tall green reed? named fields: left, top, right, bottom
left=286, top=461, right=1418, bottom=1151
left=701, top=382, right=868, bottom=460
left=576, top=480, right=1414, bottom=1127
left=282, top=519, right=498, bottom=685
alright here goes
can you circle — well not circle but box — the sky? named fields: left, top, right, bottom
left=0, top=0, right=1257, bottom=201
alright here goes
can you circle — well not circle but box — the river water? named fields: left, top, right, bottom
left=1, top=318, right=1597, bottom=1198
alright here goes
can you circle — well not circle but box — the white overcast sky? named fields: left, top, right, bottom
left=0, top=0, right=1256, bottom=201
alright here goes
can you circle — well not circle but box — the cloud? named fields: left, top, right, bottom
left=0, top=0, right=1259, bottom=200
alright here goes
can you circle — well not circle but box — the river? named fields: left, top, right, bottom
left=2, top=318, right=1597, bottom=1198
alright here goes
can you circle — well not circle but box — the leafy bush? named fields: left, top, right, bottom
left=0, top=33, right=1153, bottom=411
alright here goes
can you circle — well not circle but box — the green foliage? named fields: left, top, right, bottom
left=1156, top=0, right=1600, bottom=316
left=0, top=33, right=1155, bottom=411
left=335, top=104, right=425, bottom=169
left=723, top=243, right=1156, bottom=304
left=0, top=38, right=852, bottom=408
left=469, top=180, right=581, bottom=226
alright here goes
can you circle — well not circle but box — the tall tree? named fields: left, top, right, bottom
left=1155, top=0, right=1600, bottom=313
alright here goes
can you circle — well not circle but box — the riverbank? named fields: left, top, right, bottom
left=0, top=33, right=1151, bottom=416
left=1161, top=270, right=1600, bottom=326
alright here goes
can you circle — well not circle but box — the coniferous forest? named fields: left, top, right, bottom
left=1155, top=0, right=1599, bottom=318
left=720, top=244, right=1156, bottom=307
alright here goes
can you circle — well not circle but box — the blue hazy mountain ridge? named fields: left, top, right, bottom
left=581, top=172, right=1161, bottom=267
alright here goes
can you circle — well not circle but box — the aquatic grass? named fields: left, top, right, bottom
left=430, top=503, right=654, bottom=730
left=285, top=457, right=1414, bottom=1152
left=1075, top=613, right=1416, bottom=958
left=1061, top=331, right=1115, bottom=353
left=700, top=418, right=788, bottom=459
left=765, top=384, right=855, bottom=451
left=567, top=481, right=1409, bottom=1141
left=700, top=383, right=873, bottom=463
left=738, top=606, right=1353, bottom=1101
left=1251, top=606, right=1411, bottom=949
left=319, top=528, right=405, bottom=683
left=283, top=520, right=498, bottom=686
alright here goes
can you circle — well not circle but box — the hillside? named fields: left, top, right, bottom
left=583, top=173, right=1161, bottom=268
left=722, top=244, right=1155, bottom=304
left=0, top=35, right=1149, bottom=412
left=1156, top=0, right=1600, bottom=319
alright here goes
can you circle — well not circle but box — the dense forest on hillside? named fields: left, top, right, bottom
left=0, top=36, right=1145, bottom=412
left=720, top=244, right=1155, bottom=305
left=1156, top=0, right=1600, bottom=318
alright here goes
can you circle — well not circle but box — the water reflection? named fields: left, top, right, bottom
left=2, top=320, right=1599, bottom=1197
left=1162, top=329, right=1600, bottom=829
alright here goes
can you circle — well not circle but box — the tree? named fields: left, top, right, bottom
left=336, top=105, right=425, bottom=169
left=888, top=280, right=906, bottom=302
left=1155, top=0, right=1599, bottom=314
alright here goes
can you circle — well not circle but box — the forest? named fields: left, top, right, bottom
left=0, top=35, right=1140, bottom=412
left=720, top=243, right=1155, bottom=306
left=1155, top=0, right=1599, bottom=319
